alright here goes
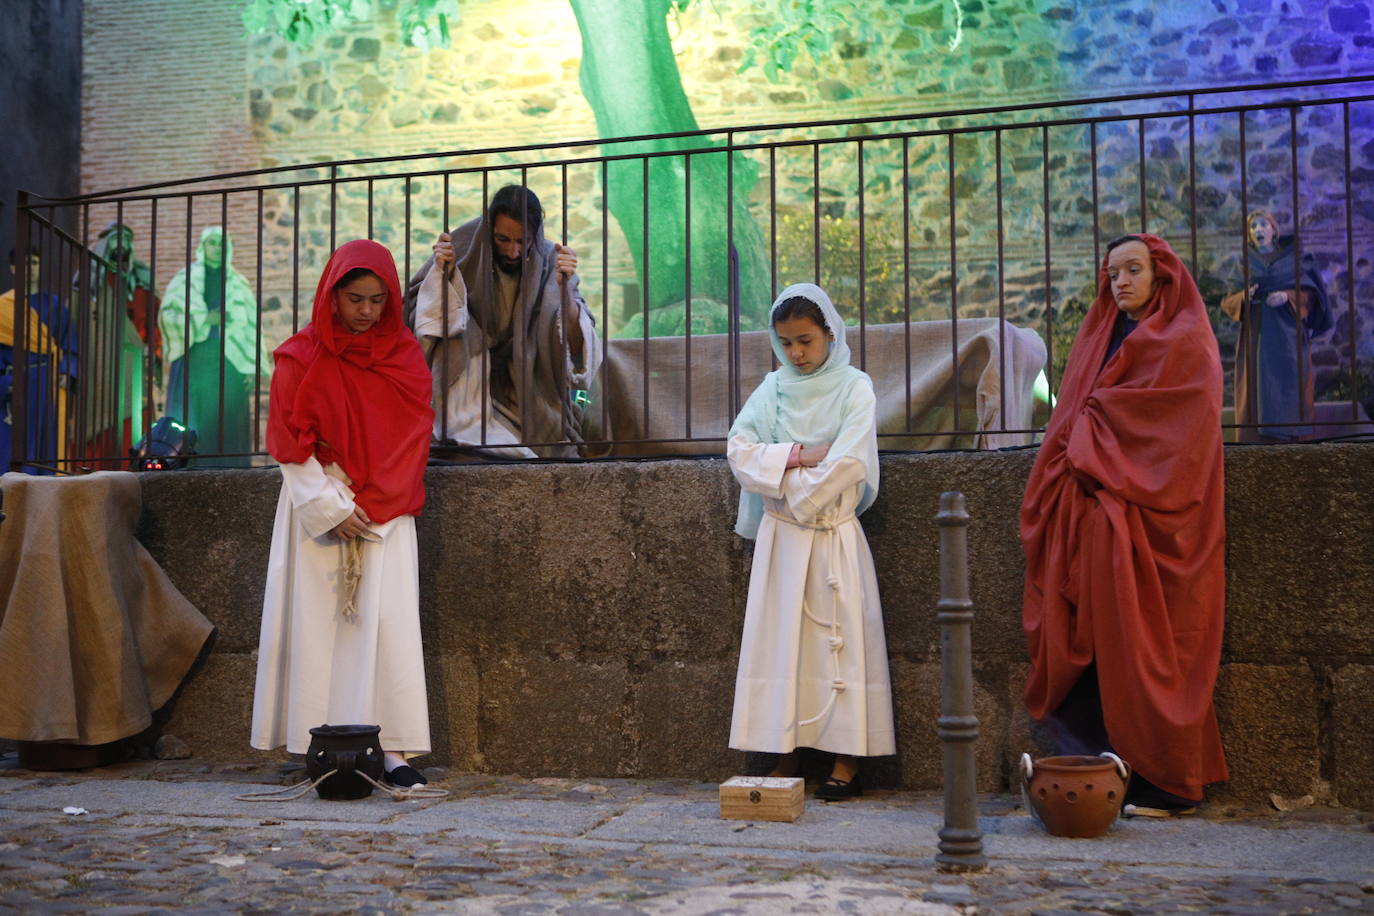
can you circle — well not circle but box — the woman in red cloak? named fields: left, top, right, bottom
left=1021, top=234, right=1228, bottom=816
left=250, top=240, right=435, bottom=788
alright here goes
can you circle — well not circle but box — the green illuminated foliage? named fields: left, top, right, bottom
left=241, top=0, right=460, bottom=50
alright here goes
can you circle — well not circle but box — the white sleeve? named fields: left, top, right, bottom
left=781, top=456, right=868, bottom=525
left=279, top=455, right=355, bottom=539
left=412, top=264, right=469, bottom=339
left=727, top=435, right=792, bottom=498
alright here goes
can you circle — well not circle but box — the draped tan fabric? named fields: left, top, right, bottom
left=0, top=472, right=214, bottom=745
left=583, top=318, right=1045, bottom=455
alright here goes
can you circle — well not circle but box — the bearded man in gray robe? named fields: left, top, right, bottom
left=405, top=185, right=602, bottom=458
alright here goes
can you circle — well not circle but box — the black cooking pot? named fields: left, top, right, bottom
left=305, top=724, right=384, bottom=800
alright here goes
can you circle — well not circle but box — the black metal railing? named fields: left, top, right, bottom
left=11, top=74, right=1374, bottom=470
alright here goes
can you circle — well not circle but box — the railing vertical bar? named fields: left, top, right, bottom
left=685, top=152, right=693, bottom=438
left=769, top=146, right=777, bottom=303
left=599, top=160, right=609, bottom=443
left=146, top=197, right=158, bottom=454
left=1138, top=117, right=1147, bottom=234
left=1042, top=125, right=1055, bottom=401
left=440, top=170, right=451, bottom=442
left=329, top=165, right=338, bottom=252
left=181, top=195, right=192, bottom=459
left=812, top=143, right=821, bottom=287
left=11, top=197, right=30, bottom=470
left=642, top=156, right=650, bottom=438
left=254, top=188, right=264, bottom=453
left=948, top=134, right=960, bottom=433
left=291, top=187, right=301, bottom=333
left=995, top=129, right=1006, bottom=439
left=367, top=178, right=374, bottom=240
left=1239, top=110, right=1254, bottom=430
left=729, top=132, right=739, bottom=419
left=1188, top=94, right=1198, bottom=276
left=1344, top=101, right=1359, bottom=422
left=519, top=166, right=531, bottom=450
left=1090, top=122, right=1101, bottom=271
left=903, top=136, right=912, bottom=433
left=481, top=172, right=490, bottom=446
left=1289, top=104, right=1305, bottom=426
left=111, top=200, right=125, bottom=468
left=76, top=202, right=90, bottom=465
left=857, top=138, right=867, bottom=370
left=218, top=192, right=228, bottom=459
left=403, top=176, right=412, bottom=310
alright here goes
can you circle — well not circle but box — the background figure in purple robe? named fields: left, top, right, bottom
left=1220, top=210, right=1332, bottom=441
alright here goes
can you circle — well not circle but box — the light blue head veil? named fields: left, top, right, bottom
left=729, top=283, right=880, bottom=539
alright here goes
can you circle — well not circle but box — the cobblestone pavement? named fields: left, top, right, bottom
left=1, top=758, right=1372, bottom=914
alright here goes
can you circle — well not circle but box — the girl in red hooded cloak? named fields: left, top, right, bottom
left=250, top=240, right=435, bottom=788
left=1021, top=234, right=1228, bottom=816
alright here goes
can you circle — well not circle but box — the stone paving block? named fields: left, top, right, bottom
left=982, top=814, right=1374, bottom=878
left=0, top=779, right=436, bottom=824
left=479, top=655, right=628, bottom=776
left=1213, top=663, right=1322, bottom=802
left=391, top=797, right=621, bottom=839
left=1332, top=663, right=1374, bottom=810
left=584, top=795, right=943, bottom=855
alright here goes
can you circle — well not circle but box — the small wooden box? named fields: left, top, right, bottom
left=719, top=776, right=805, bottom=822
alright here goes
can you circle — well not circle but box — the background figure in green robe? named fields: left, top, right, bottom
left=158, top=226, right=266, bottom=466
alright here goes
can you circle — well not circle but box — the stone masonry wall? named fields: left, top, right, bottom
left=137, top=443, right=1374, bottom=810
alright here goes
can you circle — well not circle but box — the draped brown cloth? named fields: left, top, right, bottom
left=0, top=472, right=214, bottom=745
left=583, top=318, right=1046, bottom=454
left=1020, top=235, right=1228, bottom=801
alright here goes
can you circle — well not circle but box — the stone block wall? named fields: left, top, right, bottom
left=137, top=442, right=1374, bottom=809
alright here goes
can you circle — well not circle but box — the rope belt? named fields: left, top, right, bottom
left=341, top=537, right=365, bottom=622
left=764, top=508, right=855, bottom=728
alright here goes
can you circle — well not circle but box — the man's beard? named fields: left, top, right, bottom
left=495, top=255, right=522, bottom=276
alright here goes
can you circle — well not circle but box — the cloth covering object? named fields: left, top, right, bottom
left=584, top=317, right=1044, bottom=455
left=404, top=211, right=602, bottom=457
left=727, top=283, right=895, bottom=758
left=1020, top=234, right=1228, bottom=802
left=0, top=471, right=214, bottom=745
left=253, top=239, right=432, bottom=757
left=1220, top=235, right=1333, bottom=440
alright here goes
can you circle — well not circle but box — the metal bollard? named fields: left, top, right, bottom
left=935, top=491, right=987, bottom=872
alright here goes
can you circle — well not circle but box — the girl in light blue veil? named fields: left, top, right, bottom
left=727, top=283, right=895, bottom=801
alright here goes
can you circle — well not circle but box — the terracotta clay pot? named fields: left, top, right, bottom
left=1020, top=753, right=1129, bottom=838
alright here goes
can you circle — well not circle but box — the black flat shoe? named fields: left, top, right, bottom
left=385, top=765, right=428, bottom=788
left=814, top=774, right=862, bottom=801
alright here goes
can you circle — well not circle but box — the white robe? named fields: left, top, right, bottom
left=250, top=456, right=430, bottom=756
left=727, top=442, right=896, bottom=757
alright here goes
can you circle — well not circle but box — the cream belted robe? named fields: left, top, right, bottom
left=727, top=440, right=896, bottom=757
